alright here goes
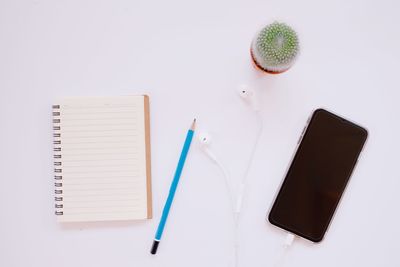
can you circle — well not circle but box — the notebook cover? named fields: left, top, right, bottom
left=53, top=95, right=153, bottom=222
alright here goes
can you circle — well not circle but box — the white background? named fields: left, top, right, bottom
left=0, top=0, right=399, bottom=266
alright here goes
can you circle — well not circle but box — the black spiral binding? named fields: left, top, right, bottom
left=53, top=105, right=64, bottom=216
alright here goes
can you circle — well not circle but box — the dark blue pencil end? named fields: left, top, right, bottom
left=150, top=240, right=160, bottom=255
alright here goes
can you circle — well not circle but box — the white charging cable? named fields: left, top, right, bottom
left=273, top=233, right=295, bottom=267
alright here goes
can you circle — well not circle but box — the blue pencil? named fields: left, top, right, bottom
left=150, top=119, right=196, bottom=255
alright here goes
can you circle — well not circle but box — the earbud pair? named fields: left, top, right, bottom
left=199, top=84, right=260, bottom=161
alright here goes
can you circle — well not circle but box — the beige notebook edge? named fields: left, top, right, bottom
left=143, top=95, right=153, bottom=219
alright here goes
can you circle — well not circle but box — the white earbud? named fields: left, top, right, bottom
left=198, top=132, right=212, bottom=146
left=198, top=132, right=217, bottom=162
left=238, top=84, right=254, bottom=99
left=237, top=84, right=259, bottom=111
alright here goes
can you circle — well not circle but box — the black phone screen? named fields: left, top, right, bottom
left=268, top=109, right=368, bottom=242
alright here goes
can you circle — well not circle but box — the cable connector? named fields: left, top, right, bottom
left=284, top=233, right=295, bottom=248
left=273, top=233, right=296, bottom=267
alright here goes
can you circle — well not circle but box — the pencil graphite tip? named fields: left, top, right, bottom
left=190, top=118, right=196, bottom=131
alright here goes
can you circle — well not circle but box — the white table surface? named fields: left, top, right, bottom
left=1, top=0, right=399, bottom=266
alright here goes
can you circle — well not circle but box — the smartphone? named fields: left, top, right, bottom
left=268, top=109, right=368, bottom=242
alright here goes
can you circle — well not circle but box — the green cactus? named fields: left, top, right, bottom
left=251, top=22, right=299, bottom=73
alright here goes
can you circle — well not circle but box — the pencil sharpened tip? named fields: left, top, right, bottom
left=190, top=118, right=196, bottom=131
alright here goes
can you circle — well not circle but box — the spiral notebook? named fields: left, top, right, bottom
left=52, top=95, right=152, bottom=222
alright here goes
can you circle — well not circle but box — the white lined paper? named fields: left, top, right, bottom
left=54, top=96, right=150, bottom=222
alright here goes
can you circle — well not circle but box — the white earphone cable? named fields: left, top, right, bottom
left=242, top=111, right=263, bottom=185
left=201, top=86, right=295, bottom=267
left=235, top=111, right=263, bottom=214
left=205, top=110, right=263, bottom=267
left=209, top=153, right=236, bottom=215
left=207, top=156, right=238, bottom=267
